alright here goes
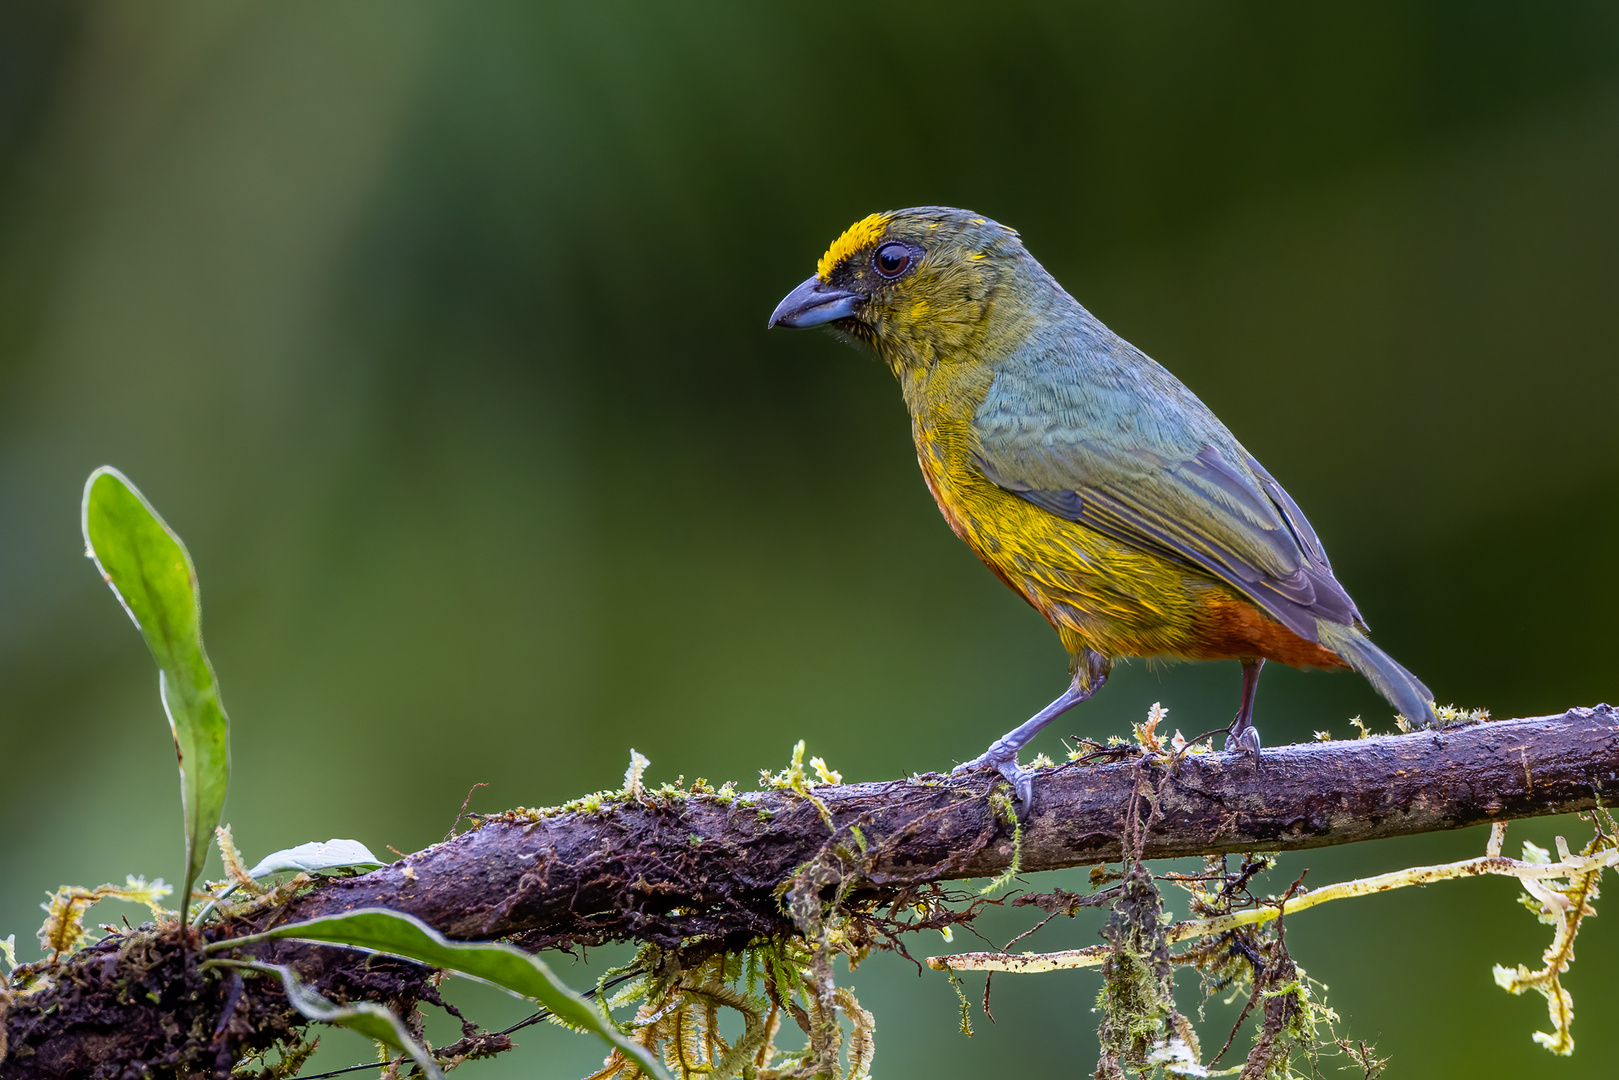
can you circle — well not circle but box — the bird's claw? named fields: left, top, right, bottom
left=954, top=750, right=1034, bottom=812
left=1227, top=725, right=1262, bottom=756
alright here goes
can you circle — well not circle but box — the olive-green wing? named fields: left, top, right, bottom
left=973, top=378, right=1364, bottom=643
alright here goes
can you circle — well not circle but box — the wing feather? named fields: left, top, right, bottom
left=974, top=353, right=1364, bottom=642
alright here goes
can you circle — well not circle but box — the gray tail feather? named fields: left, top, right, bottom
left=1316, top=621, right=1436, bottom=727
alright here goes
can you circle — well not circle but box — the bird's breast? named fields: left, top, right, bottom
left=904, top=373, right=1094, bottom=594
left=900, top=363, right=999, bottom=543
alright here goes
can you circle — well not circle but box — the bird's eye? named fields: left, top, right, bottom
left=872, top=242, right=914, bottom=280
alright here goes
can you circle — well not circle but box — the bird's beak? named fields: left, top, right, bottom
left=767, top=275, right=865, bottom=329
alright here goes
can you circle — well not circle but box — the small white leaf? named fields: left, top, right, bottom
left=247, top=839, right=383, bottom=879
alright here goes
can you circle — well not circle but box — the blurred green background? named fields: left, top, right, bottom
left=3, top=2, right=1618, bottom=1076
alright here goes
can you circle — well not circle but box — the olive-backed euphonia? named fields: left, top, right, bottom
left=770, top=207, right=1436, bottom=805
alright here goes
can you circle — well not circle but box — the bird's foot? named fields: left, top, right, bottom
left=1226, top=724, right=1262, bottom=756
left=953, top=747, right=1034, bottom=811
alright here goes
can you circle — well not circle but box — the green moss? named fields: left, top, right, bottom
left=978, top=794, right=1022, bottom=896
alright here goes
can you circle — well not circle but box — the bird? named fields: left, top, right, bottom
left=768, top=207, right=1436, bottom=806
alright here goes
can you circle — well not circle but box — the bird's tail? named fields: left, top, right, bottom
left=1316, top=621, right=1437, bottom=728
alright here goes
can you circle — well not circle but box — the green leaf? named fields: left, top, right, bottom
left=82, top=466, right=229, bottom=910
left=247, top=839, right=384, bottom=879
left=209, top=907, right=670, bottom=1079
left=220, top=960, right=443, bottom=1079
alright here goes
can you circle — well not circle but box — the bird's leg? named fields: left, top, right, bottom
left=956, top=648, right=1112, bottom=809
left=1226, top=657, right=1264, bottom=755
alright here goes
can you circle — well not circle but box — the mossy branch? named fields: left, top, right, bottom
left=2, top=704, right=1615, bottom=1078
left=277, top=704, right=1619, bottom=948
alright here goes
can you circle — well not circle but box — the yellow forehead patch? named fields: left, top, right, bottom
left=817, top=213, right=891, bottom=281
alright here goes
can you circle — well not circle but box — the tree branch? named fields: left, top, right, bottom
left=3, top=705, right=1614, bottom=1078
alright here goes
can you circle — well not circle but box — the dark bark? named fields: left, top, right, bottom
left=3, top=705, right=1615, bottom=1078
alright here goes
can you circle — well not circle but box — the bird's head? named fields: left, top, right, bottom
left=768, top=207, right=1042, bottom=372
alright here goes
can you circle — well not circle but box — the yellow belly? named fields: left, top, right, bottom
left=917, top=437, right=1207, bottom=657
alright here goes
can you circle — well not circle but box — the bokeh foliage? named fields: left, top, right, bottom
left=2, top=2, right=1617, bottom=1076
